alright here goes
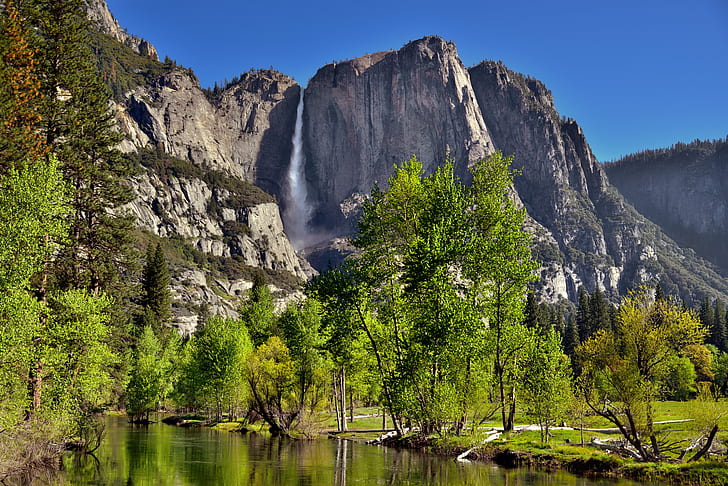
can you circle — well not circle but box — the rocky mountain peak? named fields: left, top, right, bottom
left=86, top=0, right=158, bottom=60
left=97, top=18, right=728, bottom=309
left=213, top=69, right=297, bottom=104
left=304, top=35, right=493, bottom=231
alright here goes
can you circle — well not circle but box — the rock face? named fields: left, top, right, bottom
left=127, top=172, right=310, bottom=279
left=119, top=68, right=300, bottom=198
left=86, top=0, right=158, bottom=60
left=87, top=0, right=312, bottom=323
left=303, top=37, right=494, bottom=231
left=123, top=164, right=312, bottom=327
left=299, top=41, right=728, bottom=304
left=605, top=139, right=728, bottom=270
left=92, top=0, right=728, bottom=309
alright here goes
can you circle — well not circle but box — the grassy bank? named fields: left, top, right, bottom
left=164, top=401, right=728, bottom=485
left=395, top=427, right=728, bottom=486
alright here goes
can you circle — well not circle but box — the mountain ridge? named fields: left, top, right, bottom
left=88, top=0, right=728, bottom=316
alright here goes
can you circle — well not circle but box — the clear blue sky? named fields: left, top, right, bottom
left=107, top=0, right=727, bottom=162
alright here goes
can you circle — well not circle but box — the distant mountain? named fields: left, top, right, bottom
left=605, top=138, right=728, bottom=271
left=87, top=0, right=728, bottom=322
left=300, top=38, right=728, bottom=304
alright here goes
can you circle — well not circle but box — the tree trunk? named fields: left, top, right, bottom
left=688, top=425, right=719, bottom=462
left=333, top=372, right=342, bottom=431
left=349, top=388, right=354, bottom=423
left=339, top=366, right=347, bottom=431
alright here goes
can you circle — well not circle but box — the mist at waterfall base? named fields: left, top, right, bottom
left=283, top=90, right=330, bottom=251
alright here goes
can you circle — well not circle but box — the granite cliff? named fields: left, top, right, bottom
left=86, top=0, right=158, bottom=59
left=303, top=37, right=493, bottom=232
left=300, top=40, right=728, bottom=304
left=606, top=139, right=728, bottom=270
left=90, top=0, right=728, bottom=312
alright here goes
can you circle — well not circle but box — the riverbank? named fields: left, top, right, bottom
left=164, top=408, right=728, bottom=486
left=390, top=433, right=728, bottom=486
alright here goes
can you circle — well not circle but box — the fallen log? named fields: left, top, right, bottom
left=589, top=438, right=642, bottom=461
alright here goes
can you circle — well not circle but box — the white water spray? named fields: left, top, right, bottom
left=284, top=89, right=311, bottom=250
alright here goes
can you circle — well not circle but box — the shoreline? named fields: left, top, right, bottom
left=385, top=434, right=728, bottom=486
left=172, top=415, right=728, bottom=485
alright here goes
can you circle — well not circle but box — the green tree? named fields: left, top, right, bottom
left=45, top=289, right=117, bottom=425
left=181, top=316, right=252, bottom=421
left=240, top=276, right=277, bottom=347
left=323, top=152, right=536, bottom=435
left=575, top=287, right=590, bottom=342
left=245, top=336, right=298, bottom=435
left=140, top=242, right=171, bottom=329
left=708, top=344, right=728, bottom=397
left=711, top=300, right=727, bottom=351
left=25, top=0, right=136, bottom=296
left=309, top=265, right=378, bottom=432
left=663, top=355, right=697, bottom=401
left=562, top=315, right=580, bottom=359
left=279, top=297, right=330, bottom=433
left=126, top=325, right=165, bottom=422
left=0, top=157, right=69, bottom=428
left=520, top=328, right=572, bottom=443
left=699, top=296, right=714, bottom=334
left=466, top=152, right=538, bottom=432
left=524, top=292, right=550, bottom=335
left=578, top=288, right=707, bottom=461
left=588, top=288, right=612, bottom=334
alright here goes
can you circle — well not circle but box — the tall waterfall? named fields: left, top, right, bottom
left=283, top=89, right=311, bottom=250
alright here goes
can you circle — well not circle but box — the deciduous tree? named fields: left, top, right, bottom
left=578, top=288, right=707, bottom=461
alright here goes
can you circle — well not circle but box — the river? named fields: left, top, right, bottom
left=46, top=416, right=654, bottom=485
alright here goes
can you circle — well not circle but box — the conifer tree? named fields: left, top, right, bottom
left=576, top=287, right=591, bottom=342
left=699, top=296, right=714, bottom=333
left=141, top=242, right=171, bottom=329
left=562, top=315, right=580, bottom=358
left=712, top=300, right=727, bottom=352
left=588, top=288, right=611, bottom=334
left=549, top=308, right=565, bottom=336
left=26, top=0, right=136, bottom=296
left=0, top=0, right=46, bottom=170
left=524, top=291, right=550, bottom=335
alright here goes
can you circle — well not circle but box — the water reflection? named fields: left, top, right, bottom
left=49, top=416, right=653, bottom=486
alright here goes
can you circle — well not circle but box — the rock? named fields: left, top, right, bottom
left=303, top=36, right=494, bottom=231
left=86, top=0, right=158, bottom=60
left=120, top=68, right=300, bottom=197
left=606, top=139, right=728, bottom=271
left=97, top=15, right=728, bottom=309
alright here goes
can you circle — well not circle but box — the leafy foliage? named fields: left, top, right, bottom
left=578, top=288, right=708, bottom=461
left=314, top=152, right=538, bottom=435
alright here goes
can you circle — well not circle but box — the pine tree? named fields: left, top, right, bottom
left=0, top=0, right=47, bottom=170
left=712, top=300, right=727, bottom=352
left=576, top=287, right=591, bottom=342
left=141, top=242, right=171, bottom=329
left=26, top=0, right=136, bottom=296
left=588, top=288, right=611, bottom=334
left=562, top=315, right=580, bottom=358
left=524, top=291, right=549, bottom=335
left=549, top=308, right=565, bottom=336
left=699, top=296, right=714, bottom=331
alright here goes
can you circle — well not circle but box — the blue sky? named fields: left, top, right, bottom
left=107, top=0, right=727, bottom=162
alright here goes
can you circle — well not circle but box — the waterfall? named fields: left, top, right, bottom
left=283, top=89, right=311, bottom=250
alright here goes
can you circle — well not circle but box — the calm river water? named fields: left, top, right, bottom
left=48, top=416, right=654, bottom=485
